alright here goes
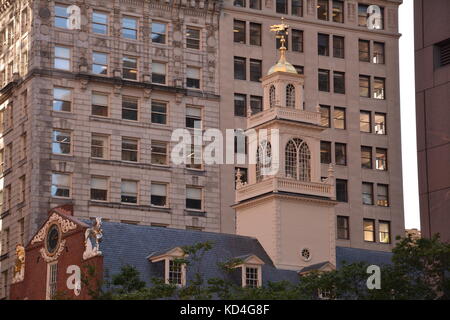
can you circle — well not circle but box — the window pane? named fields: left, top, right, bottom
left=373, top=77, right=385, bottom=99
left=318, top=69, right=330, bottom=92
left=359, top=40, right=370, bottom=62
left=317, top=0, right=329, bottom=21
left=276, top=0, right=287, bottom=14
left=151, top=22, right=166, bottom=43
left=376, top=148, right=388, bottom=171
left=333, top=72, right=345, bottom=94
left=250, top=59, right=261, bottom=82
left=361, top=146, right=372, bottom=169
left=292, top=0, right=303, bottom=16
left=337, top=216, right=349, bottom=239
left=332, top=0, right=344, bottom=23
left=320, top=141, right=331, bottom=164
left=360, top=111, right=371, bottom=133
left=335, top=143, right=347, bottom=166
left=318, top=33, right=329, bottom=56
left=362, top=183, right=374, bottom=205
left=363, top=219, right=375, bottom=242
left=320, top=105, right=330, bottom=127
left=234, top=94, right=246, bottom=117
left=292, top=29, right=303, bottom=52
left=186, top=27, right=200, bottom=49
left=375, top=113, right=386, bottom=134
left=234, top=57, right=246, bottom=80
left=250, top=96, right=262, bottom=114
left=359, top=75, right=370, bottom=97
left=333, top=36, right=344, bottom=58
left=377, top=184, right=389, bottom=207
left=250, top=23, right=261, bottom=46
left=336, top=179, right=348, bottom=202
left=373, top=42, right=385, bottom=64
left=333, top=107, right=345, bottom=129
left=233, top=20, right=246, bottom=44
left=379, top=221, right=390, bottom=243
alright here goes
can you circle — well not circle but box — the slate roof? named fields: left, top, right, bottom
left=336, top=246, right=393, bottom=269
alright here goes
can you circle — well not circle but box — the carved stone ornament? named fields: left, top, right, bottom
left=31, top=213, right=77, bottom=244
left=12, top=244, right=26, bottom=283
left=83, top=217, right=103, bottom=260
left=40, top=240, right=66, bottom=263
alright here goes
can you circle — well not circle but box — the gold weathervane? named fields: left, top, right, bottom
left=268, top=17, right=297, bottom=75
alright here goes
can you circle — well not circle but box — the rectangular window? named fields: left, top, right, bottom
left=359, top=75, right=370, bottom=97
left=19, top=175, right=26, bottom=203
left=122, top=138, right=138, bottom=162
left=333, top=71, right=345, bottom=94
left=362, top=182, right=374, bottom=205
left=335, top=143, right=347, bottom=166
left=358, top=4, right=369, bottom=27
left=234, top=94, right=247, bottom=117
left=376, top=148, right=388, bottom=171
left=19, top=218, right=25, bottom=244
left=152, top=62, right=166, bottom=84
left=333, top=107, right=346, bottom=129
left=317, top=0, right=329, bottom=20
left=186, top=144, right=202, bottom=169
left=276, top=0, right=288, bottom=14
left=337, top=216, right=349, bottom=240
left=359, top=39, right=370, bottom=62
left=318, top=69, right=330, bottom=92
left=168, top=260, right=183, bottom=285
left=250, top=23, right=261, bottom=46
left=121, top=180, right=138, bottom=204
left=92, top=52, right=108, bottom=75
left=186, top=27, right=201, bottom=49
left=53, top=88, right=72, bottom=112
left=292, top=29, right=304, bottom=52
left=91, top=134, right=109, bottom=159
left=52, top=130, right=71, bottom=155
left=245, top=267, right=259, bottom=288
left=320, top=141, right=331, bottom=164
left=186, top=186, right=202, bottom=210
left=379, top=221, right=391, bottom=243
left=374, top=113, right=387, bottom=135
left=122, top=96, right=138, bottom=121
left=292, top=0, right=303, bottom=16
left=186, top=106, right=202, bottom=129
left=436, top=39, right=450, bottom=67
left=363, top=219, right=375, bottom=242
left=151, top=101, right=167, bottom=125
left=151, top=183, right=167, bottom=207
left=320, top=105, right=331, bottom=128
left=55, top=4, right=69, bottom=28
left=250, top=59, right=262, bottom=82
left=90, top=176, right=108, bottom=201
left=250, top=0, right=261, bottom=10
left=373, top=42, right=385, bottom=64
left=122, top=16, right=138, bottom=39
left=92, top=11, right=108, bottom=35
left=373, top=77, right=385, bottom=100
left=360, top=111, right=371, bottom=133
left=54, top=46, right=71, bottom=70
left=21, top=133, right=27, bottom=160
left=151, top=22, right=167, bottom=44
left=336, top=179, right=348, bottom=202
left=361, top=146, right=372, bottom=169
left=51, top=173, right=70, bottom=198
left=151, top=140, right=168, bottom=165
left=234, top=57, right=246, bottom=80
left=318, top=33, right=329, bottom=56
left=92, top=92, right=108, bottom=117
left=1, top=271, right=7, bottom=299
left=377, top=184, right=389, bottom=207
left=186, top=67, right=200, bottom=89
left=332, top=0, right=344, bottom=23
left=123, top=56, right=138, bottom=80
left=234, top=0, right=246, bottom=7
left=233, top=20, right=246, bottom=44
left=250, top=96, right=263, bottom=114
left=333, top=36, right=345, bottom=58
left=47, top=263, right=58, bottom=300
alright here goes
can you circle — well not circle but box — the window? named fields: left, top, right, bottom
left=92, top=52, right=108, bottom=75
left=250, top=59, right=262, bottom=82
left=359, top=75, right=370, bottom=97
left=151, top=140, right=168, bottom=165
left=151, top=183, right=167, bottom=207
left=186, top=186, right=202, bottom=210
left=151, top=22, right=167, bottom=44
left=286, top=84, right=295, bottom=108
left=186, top=67, right=200, bottom=89
left=359, top=40, right=370, bottom=62
left=379, top=221, right=390, bottom=243
left=292, top=0, right=303, bottom=16
left=234, top=94, right=247, bottom=117
left=234, top=57, right=246, bottom=80
left=292, top=29, right=304, bottom=52
left=19, top=218, right=25, bottom=244
left=19, top=175, right=26, bottom=203
left=51, top=173, right=70, bottom=198
left=269, top=86, right=275, bottom=108
left=363, top=219, right=375, bottom=242
left=373, top=77, right=385, bottom=100
left=318, top=69, right=330, bottom=92
left=187, top=144, right=202, bottom=169
left=250, top=23, right=261, bottom=46
left=377, top=184, right=389, bottom=207
left=360, top=111, right=371, bottom=133
left=121, top=180, right=138, bottom=204
left=335, top=143, right=347, bottom=166
left=52, top=130, right=71, bottom=155
left=333, top=72, right=345, bottom=94
left=374, top=113, right=386, bottom=134
left=276, top=0, right=287, bottom=14
left=436, top=39, right=450, bottom=67
left=333, top=36, right=344, bottom=58
left=55, top=4, right=69, bottom=28
left=336, top=179, right=348, bottom=202
left=250, top=0, right=261, bottom=10
left=152, top=101, right=167, bottom=125
left=360, top=5, right=384, bottom=29
left=186, top=27, right=201, bottom=49
left=123, top=56, right=137, bottom=80
left=358, top=4, right=369, bottom=27
left=234, top=20, right=246, bottom=44
left=1, top=271, right=8, bottom=299
left=47, top=263, right=58, bottom=300
left=373, top=42, right=385, bottom=64
left=53, top=88, right=72, bottom=112
left=122, top=138, right=138, bottom=162
left=90, top=176, right=108, bottom=201
left=332, top=0, right=344, bottom=23
left=320, top=141, right=331, bottom=164
left=186, top=106, right=202, bottom=129
left=317, top=0, right=329, bottom=20
left=152, top=62, right=166, bottom=84
left=333, top=107, right=345, bottom=129
left=337, top=216, right=349, bottom=240
left=234, top=0, right=246, bottom=7
left=168, top=260, right=183, bottom=285
left=318, top=33, right=329, bottom=56
left=245, top=267, right=259, bottom=288
left=21, top=133, right=27, bottom=160
left=362, top=182, right=374, bottom=205
left=92, top=11, right=108, bottom=34
left=54, top=46, right=70, bottom=70
left=320, top=105, right=331, bottom=127
left=376, top=148, right=388, bottom=171
left=361, top=146, right=372, bottom=169
left=91, top=134, right=108, bottom=159
left=285, top=139, right=311, bottom=181
left=235, top=167, right=248, bottom=188
left=122, top=96, right=138, bottom=121
left=92, top=92, right=108, bottom=117
left=122, top=16, right=137, bottom=39
left=250, top=96, right=263, bottom=114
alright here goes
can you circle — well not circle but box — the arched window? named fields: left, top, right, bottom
left=269, top=85, right=276, bottom=108
left=256, top=140, right=272, bottom=182
left=285, top=138, right=311, bottom=181
left=286, top=84, right=295, bottom=108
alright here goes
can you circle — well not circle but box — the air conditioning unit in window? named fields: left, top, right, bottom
left=375, top=124, right=385, bottom=134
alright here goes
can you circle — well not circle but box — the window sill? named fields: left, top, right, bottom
left=185, top=209, right=206, bottom=217
left=89, top=201, right=172, bottom=213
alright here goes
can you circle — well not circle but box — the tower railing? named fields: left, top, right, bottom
left=248, top=106, right=321, bottom=128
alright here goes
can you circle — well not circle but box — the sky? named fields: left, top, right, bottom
left=399, top=0, right=420, bottom=229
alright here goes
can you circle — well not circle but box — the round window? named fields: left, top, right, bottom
left=46, top=224, right=60, bottom=255
left=301, top=248, right=311, bottom=262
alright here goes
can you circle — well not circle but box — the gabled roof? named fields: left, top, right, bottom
left=299, top=261, right=335, bottom=275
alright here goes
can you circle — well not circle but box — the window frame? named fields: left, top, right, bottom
left=150, top=182, right=168, bottom=207
left=51, top=172, right=71, bottom=199
left=91, top=133, right=109, bottom=159
left=337, top=216, right=350, bottom=240
left=90, top=176, right=109, bottom=202
left=152, top=61, right=167, bottom=85
left=92, top=11, right=108, bottom=35
left=186, top=27, right=201, bottom=50
left=151, top=100, right=168, bottom=125
left=362, top=182, right=374, bottom=205
left=52, top=129, right=72, bottom=155
left=186, top=186, right=203, bottom=211
left=122, top=56, right=138, bottom=81
left=92, top=51, right=108, bottom=75
left=121, top=137, right=139, bottom=162
left=363, top=219, right=376, bottom=242
left=122, top=16, right=138, bottom=40
left=54, top=46, right=71, bottom=71
left=121, top=179, right=138, bottom=204
left=151, top=140, right=168, bottom=166
left=53, top=87, right=72, bottom=113
left=151, top=21, right=167, bottom=44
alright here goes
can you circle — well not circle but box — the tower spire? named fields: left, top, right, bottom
left=268, top=17, right=297, bottom=75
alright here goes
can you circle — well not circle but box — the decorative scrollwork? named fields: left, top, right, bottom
left=39, top=240, right=66, bottom=263
left=31, top=213, right=77, bottom=244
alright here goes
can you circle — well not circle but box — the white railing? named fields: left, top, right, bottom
left=248, top=107, right=321, bottom=128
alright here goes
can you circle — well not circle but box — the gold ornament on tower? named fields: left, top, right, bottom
left=268, top=17, right=297, bottom=75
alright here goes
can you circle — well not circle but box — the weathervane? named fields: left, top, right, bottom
left=270, top=17, right=289, bottom=50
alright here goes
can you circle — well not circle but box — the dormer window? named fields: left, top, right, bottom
left=168, top=260, right=184, bottom=286
left=148, top=247, right=187, bottom=287
left=231, top=254, right=264, bottom=288
left=245, top=266, right=259, bottom=288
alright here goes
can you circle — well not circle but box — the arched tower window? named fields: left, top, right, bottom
left=256, top=140, right=272, bottom=182
left=285, top=138, right=311, bottom=181
left=269, top=85, right=276, bottom=108
left=286, top=84, right=295, bottom=108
